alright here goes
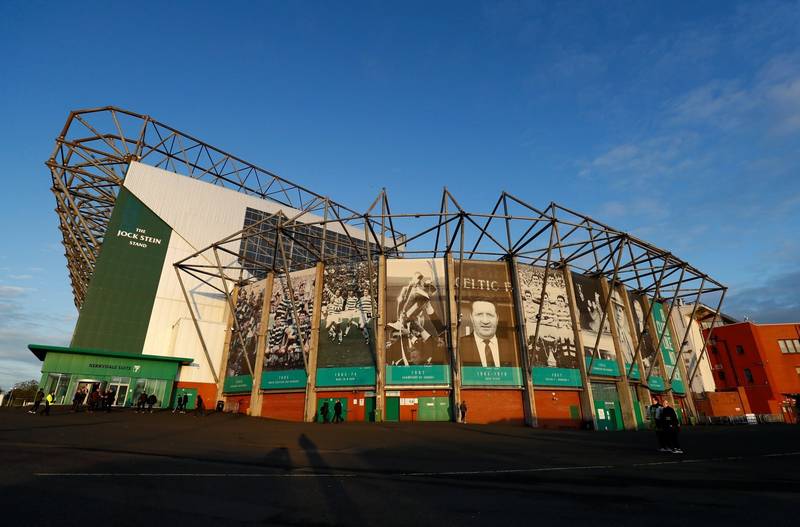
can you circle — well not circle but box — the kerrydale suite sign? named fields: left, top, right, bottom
left=116, top=227, right=163, bottom=248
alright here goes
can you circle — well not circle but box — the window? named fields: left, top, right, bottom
left=736, top=345, right=745, bottom=355
left=743, top=368, right=754, bottom=383
left=778, top=339, right=800, bottom=354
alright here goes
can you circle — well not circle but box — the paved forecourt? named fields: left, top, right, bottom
left=1, top=408, right=799, bottom=526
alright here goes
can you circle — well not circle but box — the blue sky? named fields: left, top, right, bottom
left=1, top=1, right=799, bottom=389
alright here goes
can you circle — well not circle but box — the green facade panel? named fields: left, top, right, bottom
left=223, top=375, right=253, bottom=394
left=71, top=188, right=172, bottom=354
left=261, top=369, right=308, bottom=390
left=385, top=365, right=450, bottom=386
left=461, top=366, right=522, bottom=386
left=316, top=367, right=376, bottom=388
left=532, top=367, right=582, bottom=387
left=584, top=357, right=620, bottom=377
left=42, top=351, right=180, bottom=380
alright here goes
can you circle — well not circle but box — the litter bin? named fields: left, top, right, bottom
left=216, top=400, right=224, bottom=412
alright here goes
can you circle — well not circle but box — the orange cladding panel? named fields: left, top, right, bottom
left=261, top=392, right=305, bottom=421
left=460, top=389, right=525, bottom=425
left=533, top=390, right=582, bottom=429
left=176, top=382, right=217, bottom=408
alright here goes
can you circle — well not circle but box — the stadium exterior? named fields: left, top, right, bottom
left=30, top=107, right=727, bottom=429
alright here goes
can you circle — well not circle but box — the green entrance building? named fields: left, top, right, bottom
left=30, top=344, right=192, bottom=408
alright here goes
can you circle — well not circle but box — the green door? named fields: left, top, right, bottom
left=317, top=397, right=348, bottom=422
left=630, top=386, right=645, bottom=429
left=385, top=397, right=400, bottom=422
left=435, top=397, right=452, bottom=421
left=594, top=400, right=623, bottom=431
left=364, top=397, right=376, bottom=422
left=173, top=388, right=197, bottom=410
left=417, top=397, right=451, bottom=421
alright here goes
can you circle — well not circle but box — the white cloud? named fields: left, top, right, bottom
left=0, top=285, right=27, bottom=298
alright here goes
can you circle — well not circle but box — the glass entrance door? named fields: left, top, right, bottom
left=106, top=383, right=130, bottom=407
left=114, top=385, right=129, bottom=406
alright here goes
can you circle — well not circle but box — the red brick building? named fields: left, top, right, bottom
left=706, top=322, right=800, bottom=420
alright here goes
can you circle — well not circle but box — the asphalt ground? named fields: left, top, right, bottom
left=1, top=407, right=799, bottom=526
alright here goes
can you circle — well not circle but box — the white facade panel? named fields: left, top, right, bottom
left=671, top=306, right=717, bottom=394
left=121, top=162, right=372, bottom=386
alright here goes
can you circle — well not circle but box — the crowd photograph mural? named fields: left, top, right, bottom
left=224, top=279, right=267, bottom=393
left=516, top=264, right=581, bottom=387
left=262, top=268, right=316, bottom=389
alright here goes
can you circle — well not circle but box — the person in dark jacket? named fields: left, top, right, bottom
left=182, top=394, right=189, bottom=413
left=147, top=394, right=157, bottom=412
left=648, top=398, right=667, bottom=451
left=459, top=400, right=468, bottom=424
left=195, top=395, right=205, bottom=417
left=136, top=392, right=148, bottom=412
left=333, top=400, right=343, bottom=423
left=659, top=400, right=683, bottom=454
left=320, top=401, right=330, bottom=423
left=173, top=394, right=183, bottom=414
left=30, top=389, right=44, bottom=414
left=105, top=390, right=114, bottom=412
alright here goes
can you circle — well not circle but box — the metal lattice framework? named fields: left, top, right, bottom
left=47, top=106, right=384, bottom=308
left=176, top=188, right=727, bottom=389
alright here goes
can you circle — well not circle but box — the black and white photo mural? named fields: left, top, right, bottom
left=516, top=264, right=581, bottom=387
left=384, top=258, right=450, bottom=385
left=223, top=278, right=267, bottom=393
left=262, top=268, right=316, bottom=390
left=316, top=260, right=377, bottom=387
left=571, top=273, right=620, bottom=377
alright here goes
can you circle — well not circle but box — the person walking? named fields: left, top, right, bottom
left=147, top=394, right=157, bottom=413
left=71, top=389, right=83, bottom=412
left=648, top=398, right=667, bottom=452
left=195, top=395, right=205, bottom=417
left=320, top=401, right=330, bottom=423
left=42, top=391, right=54, bottom=416
left=459, top=400, right=468, bottom=424
left=105, top=389, right=114, bottom=412
left=660, top=400, right=683, bottom=454
left=333, top=400, right=343, bottom=423
left=30, top=389, right=44, bottom=414
left=181, top=394, right=189, bottom=414
left=88, top=388, right=100, bottom=413
left=172, top=394, right=183, bottom=414
left=136, top=392, right=147, bottom=413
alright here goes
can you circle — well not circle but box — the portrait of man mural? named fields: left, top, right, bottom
left=456, top=261, right=521, bottom=372
left=459, top=299, right=518, bottom=367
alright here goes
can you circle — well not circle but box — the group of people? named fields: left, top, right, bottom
left=266, top=276, right=315, bottom=370
left=323, top=287, right=374, bottom=346
left=648, top=398, right=683, bottom=454
left=518, top=268, right=579, bottom=369
left=28, top=389, right=54, bottom=415
left=172, top=393, right=206, bottom=416
left=71, top=386, right=116, bottom=412
left=319, top=400, right=344, bottom=423
left=227, top=284, right=265, bottom=378
left=135, top=392, right=159, bottom=412
left=321, top=263, right=375, bottom=347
